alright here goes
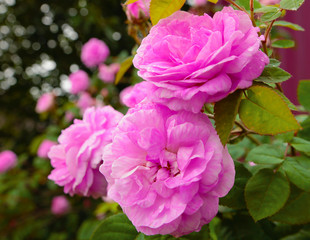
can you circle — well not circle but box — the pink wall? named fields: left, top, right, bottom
left=280, top=1, right=310, bottom=104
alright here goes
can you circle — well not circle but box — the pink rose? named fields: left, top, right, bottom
left=126, top=0, right=151, bottom=21
left=69, top=70, right=90, bottom=94
left=77, top=92, right=96, bottom=114
left=119, top=81, right=153, bottom=107
left=98, top=63, right=120, bottom=83
left=35, top=93, right=55, bottom=113
left=100, top=103, right=235, bottom=237
left=81, top=38, right=110, bottom=68
left=51, top=196, right=70, bottom=215
left=0, top=150, right=17, bottom=173
left=133, top=7, right=269, bottom=113
left=48, top=106, right=123, bottom=198
left=37, top=140, right=57, bottom=158
left=259, top=0, right=280, bottom=5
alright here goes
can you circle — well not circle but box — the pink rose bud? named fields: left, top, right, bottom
left=81, top=38, right=110, bottom=68
left=0, top=150, right=17, bottom=173
left=98, top=63, right=120, bottom=83
left=69, top=70, right=90, bottom=95
left=37, top=140, right=57, bottom=158
left=259, top=0, right=280, bottom=5
left=100, top=103, right=235, bottom=237
left=35, top=93, right=55, bottom=113
left=51, top=196, right=70, bottom=215
left=48, top=107, right=123, bottom=198
left=76, top=92, right=96, bottom=114
left=126, top=0, right=151, bottom=21
left=133, top=7, right=269, bottom=113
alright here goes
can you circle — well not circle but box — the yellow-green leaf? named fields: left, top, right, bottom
left=214, top=90, right=243, bottom=145
left=125, top=0, right=139, bottom=5
left=115, top=56, right=134, bottom=85
left=208, top=0, right=218, bottom=3
left=239, top=85, right=301, bottom=135
left=150, top=0, right=185, bottom=25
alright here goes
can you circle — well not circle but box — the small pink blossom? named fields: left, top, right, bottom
left=77, top=92, right=96, bottom=114
left=37, top=140, right=57, bottom=158
left=133, top=7, right=269, bottom=113
left=69, top=70, right=90, bottom=94
left=0, top=150, right=17, bottom=173
left=48, top=106, right=123, bottom=198
left=119, top=81, right=153, bottom=108
left=81, top=38, right=110, bottom=68
left=126, top=0, right=151, bottom=21
left=98, top=63, right=120, bottom=83
left=100, top=103, right=235, bottom=237
left=51, top=196, right=70, bottom=215
left=35, top=93, right=55, bottom=113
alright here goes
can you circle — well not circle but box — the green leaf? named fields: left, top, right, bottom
left=214, top=90, right=243, bottom=145
left=220, top=161, right=252, bottom=209
left=297, top=80, right=310, bottom=111
left=274, top=20, right=305, bottom=31
left=115, top=56, right=134, bottom=85
left=280, top=0, right=305, bottom=10
left=239, top=85, right=301, bottom=135
left=291, top=137, right=310, bottom=156
left=274, top=90, right=298, bottom=111
left=282, top=157, right=310, bottom=191
left=270, top=185, right=310, bottom=224
left=268, top=58, right=281, bottom=67
left=255, top=66, right=291, bottom=83
left=298, top=116, right=310, bottom=141
left=261, top=9, right=282, bottom=22
left=246, top=144, right=285, bottom=165
left=281, top=229, right=310, bottom=240
left=150, top=0, right=185, bottom=25
left=245, top=168, right=290, bottom=221
left=235, top=0, right=261, bottom=10
left=77, top=220, right=100, bottom=240
left=272, top=40, right=295, bottom=49
left=90, top=214, right=138, bottom=240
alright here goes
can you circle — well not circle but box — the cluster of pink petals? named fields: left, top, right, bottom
left=0, top=150, right=17, bottom=173
left=81, top=38, right=110, bottom=68
left=98, top=63, right=120, bottom=83
left=120, top=81, right=152, bottom=108
left=126, top=0, right=151, bottom=21
left=51, top=196, right=70, bottom=215
left=35, top=93, right=55, bottom=113
left=100, top=103, right=235, bottom=237
left=48, top=106, right=123, bottom=198
left=77, top=92, right=96, bottom=114
left=69, top=70, right=90, bottom=94
left=133, top=7, right=269, bottom=113
left=37, top=140, right=57, bottom=158
left=259, top=0, right=280, bottom=5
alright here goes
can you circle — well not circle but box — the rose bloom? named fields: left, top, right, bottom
left=126, top=0, right=151, bottom=21
left=119, top=81, right=153, bottom=108
left=35, top=93, right=55, bottom=113
left=133, top=7, right=269, bottom=113
left=259, top=0, right=280, bottom=5
left=51, top=196, right=70, bottom=215
left=48, top=106, right=123, bottom=198
left=100, top=103, right=235, bottom=237
left=0, top=150, right=17, bottom=173
left=81, top=38, right=110, bottom=68
left=98, top=63, right=120, bottom=83
left=37, top=140, right=57, bottom=158
left=69, top=70, right=90, bottom=94
left=77, top=92, right=96, bottom=114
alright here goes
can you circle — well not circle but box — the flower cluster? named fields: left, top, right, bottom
left=48, top=6, right=269, bottom=238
